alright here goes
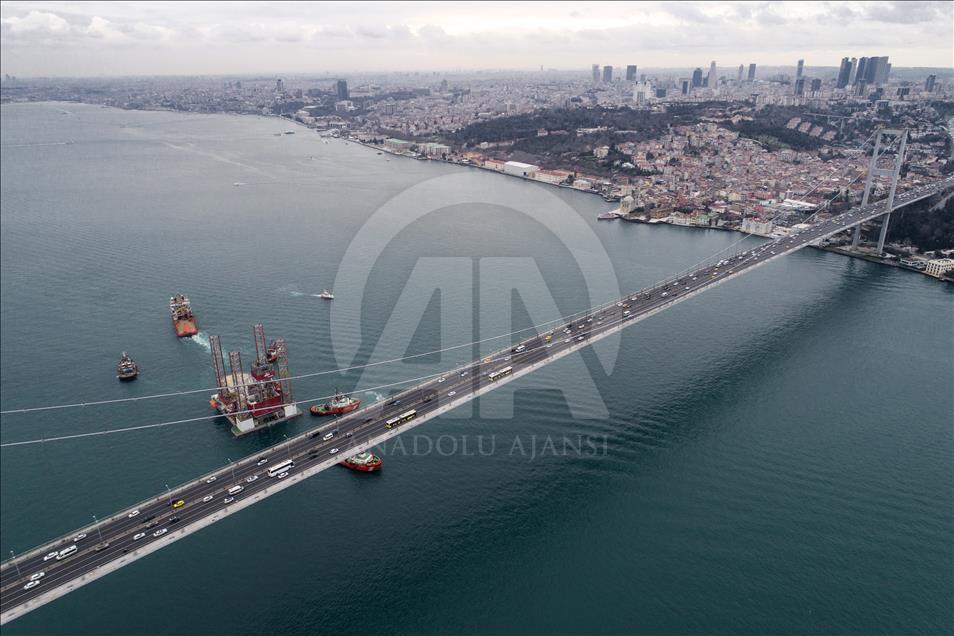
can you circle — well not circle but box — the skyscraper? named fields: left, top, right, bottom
left=836, top=57, right=851, bottom=88
left=855, top=57, right=868, bottom=85
left=680, top=78, right=690, bottom=95
left=848, top=57, right=858, bottom=84
left=603, top=65, right=613, bottom=83
left=707, top=61, right=717, bottom=89
left=592, top=64, right=600, bottom=83
left=336, top=79, right=349, bottom=100
left=747, top=63, right=757, bottom=81
left=737, top=64, right=744, bottom=84
left=692, top=67, right=704, bottom=87
left=626, top=65, right=638, bottom=82
left=810, top=78, right=822, bottom=93
left=794, top=77, right=805, bottom=96
left=867, top=56, right=890, bottom=85
left=796, top=59, right=804, bottom=80
left=925, top=74, right=937, bottom=92
left=275, top=78, right=284, bottom=93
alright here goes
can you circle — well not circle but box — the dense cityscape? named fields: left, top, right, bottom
left=4, top=57, right=952, bottom=279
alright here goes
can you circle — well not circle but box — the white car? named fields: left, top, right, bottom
left=23, top=580, right=40, bottom=591
left=564, top=338, right=571, bottom=343
left=30, top=572, right=45, bottom=582
left=330, top=448, right=339, bottom=454
left=448, top=391, right=457, bottom=397
left=206, top=476, right=217, bottom=484
left=323, top=432, right=334, bottom=441
left=460, top=371, right=468, bottom=377
left=624, top=310, right=631, bottom=316
left=437, top=376, right=446, bottom=383
left=73, top=533, right=87, bottom=543
left=153, top=528, right=167, bottom=538
left=43, top=552, right=57, bottom=562
left=246, top=475, right=258, bottom=483
left=133, top=532, right=146, bottom=541
left=256, top=457, right=268, bottom=466
left=277, top=472, right=289, bottom=480
left=223, top=496, right=235, bottom=504
left=577, top=336, right=585, bottom=341
left=128, top=510, right=140, bottom=519
left=202, top=495, right=213, bottom=503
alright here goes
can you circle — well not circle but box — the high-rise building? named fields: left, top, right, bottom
left=855, top=57, right=868, bottom=84
left=336, top=79, right=349, bottom=100
left=592, top=64, right=600, bottom=83
left=794, top=78, right=805, bottom=96
left=847, top=57, right=858, bottom=84
left=737, top=64, right=744, bottom=83
left=602, top=65, right=613, bottom=83
left=925, top=74, right=937, bottom=92
left=866, top=56, right=890, bottom=85
left=275, top=78, right=284, bottom=93
left=707, top=61, right=717, bottom=89
left=680, top=78, right=690, bottom=95
left=747, top=64, right=757, bottom=81
left=836, top=57, right=852, bottom=88
left=692, top=67, right=704, bottom=87
left=810, top=78, right=822, bottom=93
left=626, top=65, right=638, bottom=82
left=796, top=59, right=804, bottom=80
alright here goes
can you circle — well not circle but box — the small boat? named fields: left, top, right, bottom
left=319, top=289, right=334, bottom=300
left=310, top=389, right=360, bottom=416
left=340, top=451, right=382, bottom=472
left=116, top=352, right=139, bottom=380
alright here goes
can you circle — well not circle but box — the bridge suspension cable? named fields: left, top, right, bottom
left=0, top=306, right=649, bottom=448
left=0, top=300, right=612, bottom=416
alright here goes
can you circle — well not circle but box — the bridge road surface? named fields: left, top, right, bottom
left=2, top=177, right=951, bottom=624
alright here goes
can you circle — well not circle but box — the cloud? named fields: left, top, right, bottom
left=2, top=10, right=70, bottom=34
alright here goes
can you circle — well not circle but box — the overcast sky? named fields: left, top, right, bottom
left=1, top=1, right=951, bottom=77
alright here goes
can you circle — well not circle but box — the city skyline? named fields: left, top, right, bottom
left=1, top=1, right=952, bottom=77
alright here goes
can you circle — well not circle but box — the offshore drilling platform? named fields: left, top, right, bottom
left=208, top=324, right=301, bottom=436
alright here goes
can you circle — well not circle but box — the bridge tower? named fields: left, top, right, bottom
left=851, top=128, right=907, bottom=254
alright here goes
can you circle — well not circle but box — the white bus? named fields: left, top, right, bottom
left=385, top=409, right=417, bottom=429
left=267, top=459, right=295, bottom=477
left=488, top=366, right=513, bottom=382
left=56, top=545, right=77, bottom=561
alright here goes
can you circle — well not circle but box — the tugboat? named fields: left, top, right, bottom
left=116, top=352, right=139, bottom=381
left=340, top=451, right=382, bottom=472
left=319, top=289, right=334, bottom=300
left=169, top=294, right=198, bottom=337
left=309, top=389, right=360, bottom=416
